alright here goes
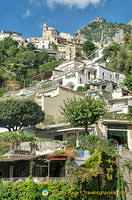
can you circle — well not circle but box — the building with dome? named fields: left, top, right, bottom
left=42, top=23, right=59, bottom=41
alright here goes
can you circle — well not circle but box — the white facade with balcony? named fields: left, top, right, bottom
left=108, top=96, right=132, bottom=113
left=50, top=60, right=126, bottom=91
left=51, top=60, right=85, bottom=90
left=85, top=63, right=125, bottom=85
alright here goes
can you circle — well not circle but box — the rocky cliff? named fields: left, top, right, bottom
left=75, top=18, right=132, bottom=44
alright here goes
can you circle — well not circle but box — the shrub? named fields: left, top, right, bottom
left=0, top=88, right=8, bottom=97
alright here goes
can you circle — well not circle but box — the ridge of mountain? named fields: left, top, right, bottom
left=75, top=17, right=132, bottom=44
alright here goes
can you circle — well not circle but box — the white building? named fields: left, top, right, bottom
left=45, top=60, right=125, bottom=91
left=26, top=37, right=51, bottom=50
left=108, top=96, right=132, bottom=114
left=51, top=60, right=85, bottom=90
left=85, top=63, right=125, bottom=85
left=57, top=44, right=83, bottom=60
left=89, top=48, right=104, bottom=63
left=60, top=32, right=73, bottom=40
left=0, top=30, right=23, bottom=43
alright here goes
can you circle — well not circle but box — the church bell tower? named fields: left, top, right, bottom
left=42, top=23, right=47, bottom=39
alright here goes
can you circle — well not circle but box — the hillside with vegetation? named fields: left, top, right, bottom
left=102, top=33, right=132, bottom=74
left=0, top=37, right=60, bottom=92
left=75, top=18, right=132, bottom=44
left=100, top=33, right=132, bottom=91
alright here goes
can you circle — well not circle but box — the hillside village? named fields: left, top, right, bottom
left=0, top=18, right=132, bottom=200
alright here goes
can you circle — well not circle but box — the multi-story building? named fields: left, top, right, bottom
left=26, top=37, right=52, bottom=50
left=25, top=23, right=82, bottom=60
left=85, top=63, right=125, bottom=85
left=107, top=95, right=132, bottom=114
left=51, top=60, right=85, bottom=90
left=57, top=44, right=83, bottom=60
left=48, top=60, right=125, bottom=91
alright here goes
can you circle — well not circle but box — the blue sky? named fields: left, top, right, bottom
left=0, top=0, right=132, bottom=39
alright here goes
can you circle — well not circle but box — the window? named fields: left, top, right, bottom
left=54, top=135, right=63, bottom=141
left=88, top=72, right=90, bottom=80
left=115, top=74, right=119, bottom=80
left=59, top=79, right=62, bottom=85
left=94, top=71, right=97, bottom=79
left=102, top=85, right=106, bottom=90
left=37, top=166, right=48, bottom=177
left=80, top=77, right=82, bottom=84
left=0, top=170, right=3, bottom=178
left=102, top=72, right=105, bottom=79
left=14, top=165, right=29, bottom=177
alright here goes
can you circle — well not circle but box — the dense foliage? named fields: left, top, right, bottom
left=82, top=40, right=97, bottom=56
left=102, top=34, right=132, bottom=75
left=0, top=37, right=60, bottom=88
left=0, top=99, right=45, bottom=131
left=61, top=96, right=106, bottom=133
left=0, top=148, right=123, bottom=200
left=0, top=177, right=118, bottom=200
left=0, top=88, right=8, bottom=97
left=124, top=74, right=132, bottom=92
left=77, top=85, right=90, bottom=92
left=67, top=135, right=117, bottom=154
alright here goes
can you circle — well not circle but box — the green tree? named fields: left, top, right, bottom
left=15, top=64, right=28, bottom=87
left=0, top=37, right=18, bottom=66
left=26, top=43, right=37, bottom=51
left=16, top=51, right=37, bottom=67
left=0, top=36, right=59, bottom=88
left=0, top=69, right=5, bottom=86
left=36, top=51, right=49, bottom=65
left=39, top=61, right=61, bottom=73
left=51, top=42, right=58, bottom=51
left=124, top=74, right=132, bottom=91
left=6, top=45, right=19, bottom=57
left=77, top=85, right=90, bottom=92
left=19, top=45, right=27, bottom=53
left=103, top=43, right=120, bottom=60
left=0, top=37, right=18, bottom=50
left=1, top=131, right=36, bottom=154
left=82, top=40, right=97, bottom=56
left=0, top=99, right=45, bottom=131
left=123, top=33, right=131, bottom=44
left=0, top=88, right=8, bottom=97
left=61, top=97, right=106, bottom=134
left=127, top=107, right=132, bottom=121
left=2, top=132, right=20, bottom=153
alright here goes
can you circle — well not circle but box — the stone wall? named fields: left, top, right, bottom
left=18, top=140, right=65, bottom=154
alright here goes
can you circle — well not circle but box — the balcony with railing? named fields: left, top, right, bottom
left=40, top=79, right=63, bottom=90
